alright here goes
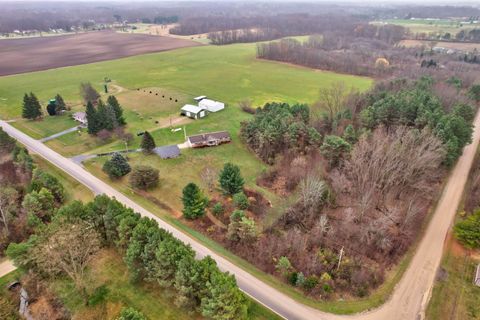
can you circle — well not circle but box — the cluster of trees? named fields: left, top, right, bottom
left=455, top=29, right=480, bottom=42
left=46, top=94, right=66, bottom=116
left=454, top=209, right=480, bottom=249
left=22, top=92, right=42, bottom=120
left=361, top=79, right=474, bottom=165
left=241, top=102, right=320, bottom=164
left=86, top=95, right=126, bottom=135
left=8, top=195, right=249, bottom=319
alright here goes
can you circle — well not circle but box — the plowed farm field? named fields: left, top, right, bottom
left=0, top=30, right=200, bottom=76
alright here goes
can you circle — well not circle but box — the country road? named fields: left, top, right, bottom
left=1, top=112, right=479, bottom=320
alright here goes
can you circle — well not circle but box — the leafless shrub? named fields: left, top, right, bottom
left=200, top=166, right=218, bottom=192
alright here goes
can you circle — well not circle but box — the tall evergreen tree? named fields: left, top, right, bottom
left=141, top=131, right=156, bottom=154
left=85, top=101, right=100, bottom=134
left=107, top=95, right=126, bottom=125
left=219, top=163, right=244, bottom=195
left=96, top=100, right=117, bottom=131
left=54, top=94, right=66, bottom=114
left=182, top=183, right=207, bottom=219
left=22, top=92, right=42, bottom=119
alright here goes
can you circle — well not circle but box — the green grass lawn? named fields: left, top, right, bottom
left=11, top=112, right=79, bottom=139
left=51, top=249, right=281, bottom=320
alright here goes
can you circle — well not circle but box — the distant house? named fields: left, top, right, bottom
left=188, top=131, right=231, bottom=148
left=198, top=99, right=225, bottom=112
left=180, top=104, right=207, bottom=119
left=154, top=145, right=180, bottom=159
left=475, top=264, right=480, bottom=287
left=72, top=111, right=87, bottom=124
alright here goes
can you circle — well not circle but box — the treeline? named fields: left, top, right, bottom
left=7, top=195, right=249, bottom=319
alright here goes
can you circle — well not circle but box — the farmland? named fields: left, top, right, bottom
left=0, top=30, right=200, bottom=76
left=371, top=19, right=480, bottom=35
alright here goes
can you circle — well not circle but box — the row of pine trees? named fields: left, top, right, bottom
left=86, top=95, right=125, bottom=134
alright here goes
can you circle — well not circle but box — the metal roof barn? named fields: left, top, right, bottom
left=154, top=145, right=181, bottom=159
left=198, top=99, right=225, bottom=112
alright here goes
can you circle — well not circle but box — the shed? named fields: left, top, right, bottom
left=188, top=131, right=231, bottom=148
left=72, top=111, right=87, bottom=124
left=475, top=264, right=480, bottom=287
left=198, top=99, right=225, bottom=113
left=180, top=104, right=207, bottom=119
left=194, top=95, right=207, bottom=102
left=154, top=145, right=181, bottom=159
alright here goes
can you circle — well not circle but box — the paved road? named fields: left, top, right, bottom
left=2, top=112, right=480, bottom=320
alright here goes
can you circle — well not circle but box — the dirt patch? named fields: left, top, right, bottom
left=0, top=30, right=201, bottom=76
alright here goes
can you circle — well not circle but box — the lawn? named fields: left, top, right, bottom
left=51, top=249, right=281, bottom=320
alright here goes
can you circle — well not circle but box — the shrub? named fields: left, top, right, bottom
left=230, top=210, right=245, bottom=222
left=303, top=276, right=318, bottom=291
left=102, top=153, right=131, bottom=179
left=129, top=165, right=159, bottom=190
left=233, top=192, right=249, bottom=209
left=212, top=203, right=224, bottom=216
left=454, top=209, right=480, bottom=248
left=117, top=307, right=146, bottom=320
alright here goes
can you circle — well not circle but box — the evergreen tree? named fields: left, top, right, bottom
left=219, top=163, right=244, bottom=195
left=86, top=101, right=100, bottom=134
left=154, top=237, right=195, bottom=288
left=141, top=131, right=156, bottom=154
left=54, top=94, right=66, bottom=114
left=129, top=165, right=159, bottom=190
left=22, top=92, right=42, bottom=119
left=201, top=271, right=249, bottom=320
left=0, top=127, right=16, bottom=155
left=182, top=183, right=207, bottom=219
left=107, top=95, right=126, bottom=125
left=102, top=153, right=131, bottom=179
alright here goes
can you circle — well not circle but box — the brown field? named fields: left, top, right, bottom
left=0, top=30, right=201, bottom=76
left=399, top=39, right=480, bottom=51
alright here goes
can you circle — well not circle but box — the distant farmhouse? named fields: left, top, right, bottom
left=180, top=96, right=225, bottom=119
left=72, top=111, right=87, bottom=124
left=188, top=131, right=231, bottom=148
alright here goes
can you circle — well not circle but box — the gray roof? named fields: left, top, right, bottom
left=154, top=145, right=180, bottom=159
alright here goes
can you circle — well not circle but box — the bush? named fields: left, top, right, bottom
left=212, top=202, right=224, bottom=216
left=454, top=209, right=480, bottom=248
left=230, top=210, right=245, bottom=222
left=117, top=307, right=146, bottom=320
left=87, top=285, right=109, bottom=306
left=102, top=153, right=131, bottom=179
left=303, top=276, right=318, bottom=291
left=233, top=192, right=249, bottom=209
left=129, top=165, right=159, bottom=190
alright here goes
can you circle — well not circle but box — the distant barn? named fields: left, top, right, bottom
left=188, top=131, right=231, bottom=148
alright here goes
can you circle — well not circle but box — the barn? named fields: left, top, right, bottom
left=198, top=99, right=225, bottom=112
left=180, top=104, right=207, bottom=119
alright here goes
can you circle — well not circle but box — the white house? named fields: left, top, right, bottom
left=198, top=99, right=225, bottom=112
left=72, top=111, right=87, bottom=124
left=180, top=104, right=207, bottom=119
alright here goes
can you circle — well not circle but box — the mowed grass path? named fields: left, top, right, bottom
left=0, top=42, right=372, bottom=119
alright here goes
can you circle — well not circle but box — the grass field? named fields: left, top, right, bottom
left=371, top=19, right=480, bottom=35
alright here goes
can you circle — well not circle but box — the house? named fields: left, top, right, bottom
left=475, top=264, right=480, bottom=287
left=180, top=104, right=207, bottom=119
left=188, top=131, right=231, bottom=148
left=154, top=145, right=180, bottom=159
left=194, top=95, right=207, bottom=102
left=72, top=111, right=87, bottom=124
left=198, top=99, right=225, bottom=112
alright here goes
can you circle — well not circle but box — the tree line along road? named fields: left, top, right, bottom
left=1, top=112, right=480, bottom=320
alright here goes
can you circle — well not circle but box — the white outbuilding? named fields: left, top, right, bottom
left=198, top=99, right=225, bottom=113
left=180, top=104, right=207, bottom=119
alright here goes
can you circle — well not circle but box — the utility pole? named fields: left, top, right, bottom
left=336, top=246, right=344, bottom=271
left=183, top=126, right=187, bottom=141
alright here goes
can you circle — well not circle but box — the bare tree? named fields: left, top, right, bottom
left=32, top=222, right=101, bottom=303
left=316, top=82, right=347, bottom=122
left=79, top=82, right=100, bottom=104
left=0, top=187, right=18, bottom=236
left=200, top=165, right=218, bottom=192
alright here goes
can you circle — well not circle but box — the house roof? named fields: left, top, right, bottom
left=181, top=104, right=205, bottom=114
left=188, top=131, right=231, bottom=144
left=73, top=112, right=86, bottom=120
left=154, top=145, right=180, bottom=159
left=194, top=95, right=207, bottom=101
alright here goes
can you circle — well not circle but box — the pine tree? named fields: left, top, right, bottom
left=86, top=101, right=100, bottom=134
left=182, top=183, right=207, bottom=219
left=219, top=163, right=244, bottom=195
left=0, top=128, right=16, bottom=155
left=141, top=131, right=156, bottom=154
left=102, top=153, right=131, bottom=179
left=107, top=95, right=126, bottom=125
left=201, top=271, right=249, bottom=320
left=22, top=92, right=42, bottom=119
left=54, top=94, right=66, bottom=114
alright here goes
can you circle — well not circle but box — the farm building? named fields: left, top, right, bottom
left=154, top=145, right=181, bottom=159
left=188, top=131, right=231, bottom=148
left=181, top=104, right=207, bottom=119
left=475, top=264, right=480, bottom=287
left=72, top=111, right=87, bottom=124
left=198, top=99, right=225, bottom=112
left=194, top=95, right=207, bottom=102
